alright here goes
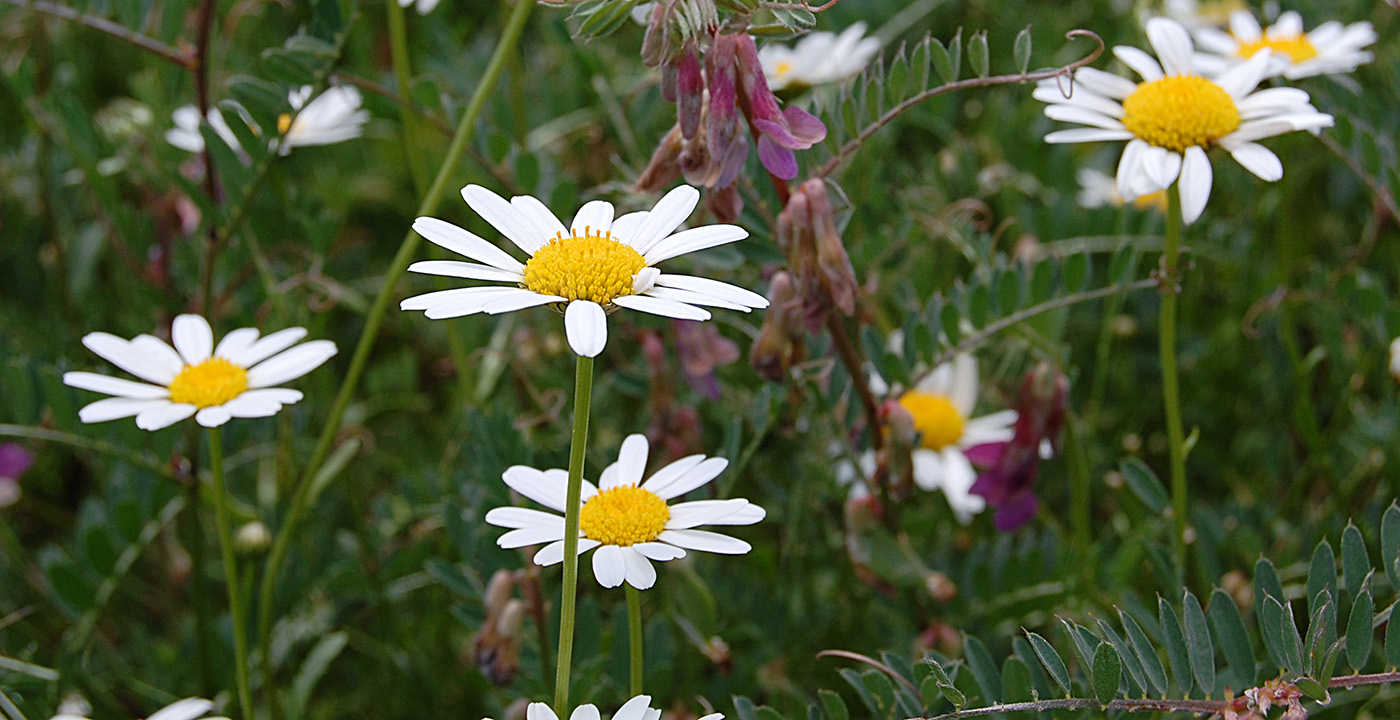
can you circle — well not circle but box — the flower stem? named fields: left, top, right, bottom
left=207, top=428, right=253, bottom=720
left=254, top=0, right=533, bottom=700
left=626, top=583, right=643, bottom=696
left=385, top=0, right=428, bottom=196
left=1160, top=184, right=1187, bottom=579
left=554, top=353, right=594, bottom=717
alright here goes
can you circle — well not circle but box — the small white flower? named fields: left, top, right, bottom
left=1192, top=10, right=1376, bottom=80
left=165, top=104, right=253, bottom=154
left=1390, top=337, right=1400, bottom=383
left=485, top=434, right=765, bottom=590
left=1035, top=17, right=1334, bottom=224
left=759, top=22, right=881, bottom=91
left=518, top=695, right=720, bottom=720
left=401, top=184, right=768, bottom=358
left=275, top=86, right=369, bottom=155
left=1160, top=0, right=1248, bottom=29
left=397, top=0, right=440, bottom=15
left=63, top=314, right=337, bottom=431
left=1076, top=167, right=1166, bottom=211
left=53, top=698, right=228, bottom=720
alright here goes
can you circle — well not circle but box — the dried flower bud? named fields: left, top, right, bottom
left=805, top=178, right=858, bottom=318
left=636, top=125, right=685, bottom=194
left=474, top=595, right=525, bottom=686
left=751, top=272, right=805, bottom=382
left=777, top=180, right=858, bottom=331
left=483, top=569, right=514, bottom=617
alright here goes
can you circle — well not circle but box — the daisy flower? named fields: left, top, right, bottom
left=63, top=314, right=337, bottom=431
left=759, top=22, right=882, bottom=92
left=513, top=695, right=719, bottom=720
left=165, top=104, right=252, bottom=154
left=1192, top=10, right=1376, bottom=80
left=1035, top=17, right=1333, bottom=223
left=1161, top=0, right=1247, bottom=29
left=53, top=697, right=227, bottom=720
left=275, top=85, right=369, bottom=155
left=397, top=0, right=440, bottom=14
left=485, top=434, right=765, bottom=590
left=1076, top=167, right=1167, bottom=211
left=401, top=184, right=768, bottom=358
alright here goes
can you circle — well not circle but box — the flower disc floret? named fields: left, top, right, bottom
left=168, top=358, right=249, bottom=408
left=899, top=391, right=966, bottom=451
left=579, top=486, right=671, bottom=546
left=1121, top=76, right=1240, bottom=154
left=522, top=230, right=647, bottom=305
left=1235, top=35, right=1317, bottom=63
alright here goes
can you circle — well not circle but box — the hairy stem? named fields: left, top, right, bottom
left=554, top=354, right=595, bottom=715
left=626, top=584, right=643, bottom=696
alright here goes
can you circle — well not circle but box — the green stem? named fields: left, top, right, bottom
left=385, top=0, right=428, bottom=196
left=554, top=354, right=595, bottom=716
left=626, top=583, right=643, bottom=697
left=254, top=0, right=534, bottom=697
left=208, top=428, right=253, bottom=720
left=1063, top=410, right=1091, bottom=553
left=1160, top=184, right=1187, bottom=580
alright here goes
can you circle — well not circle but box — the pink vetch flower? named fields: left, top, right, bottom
left=729, top=32, right=827, bottom=179
left=0, top=443, right=35, bottom=508
left=966, top=363, right=1067, bottom=531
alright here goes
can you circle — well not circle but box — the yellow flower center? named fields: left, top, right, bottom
left=1236, top=35, right=1318, bottom=64
left=898, top=391, right=966, bottom=451
left=1132, top=189, right=1169, bottom=211
left=522, top=229, right=647, bottom=305
left=1120, top=75, right=1241, bottom=154
left=168, top=358, right=248, bottom=408
left=774, top=60, right=794, bottom=79
left=579, top=486, right=670, bottom=546
left=277, top=113, right=293, bottom=134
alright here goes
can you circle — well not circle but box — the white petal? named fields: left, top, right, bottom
left=532, top=538, right=601, bottom=566
left=655, top=274, right=769, bottom=308
left=611, top=294, right=712, bottom=321
left=644, top=286, right=751, bottom=312
left=613, top=696, right=655, bottom=720
left=1178, top=145, right=1213, bottom=224
left=564, top=301, right=608, bottom=358
left=63, top=372, right=169, bottom=399
left=429, top=288, right=551, bottom=319
left=621, top=547, right=657, bottom=589
left=633, top=542, right=686, bottom=561
left=510, top=194, right=567, bottom=250
left=1044, top=128, right=1135, bottom=144
left=948, top=354, right=979, bottom=417
left=568, top=706, right=600, bottom=720
left=640, top=455, right=706, bottom=495
left=1229, top=142, right=1283, bottom=182
left=707, top=503, right=765, bottom=525
left=961, top=410, right=1017, bottom=445
left=498, top=526, right=567, bottom=548
left=596, top=461, right=621, bottom=492
left=1146, top=17, right=1195, bottom=76
left=482, top=292, right=561, bottom=315
left=229, top=327, right=309, bottom=367
left=1215, top=50, right=1270, bottom=99
left=135, top=403, right=198, bottom=431
left=1072, top=67, right=1138, bottom=99
left=608, top=211, right=649, bottom=243
left=1235, top=87, right=1313, bottom=120
left=406, top=260, right=523, bottom=283
left=570, top=200, right=615, bottom=236
left=81, top=332, right=177, bottom=385
left=1145, top=146, right=1184, bottom=190
left=485, top=505, right=565, bottom=530
left=1113, top=46, right=1163, bottom=82
left=195, top=406, right=233, bottom=427
left=1228, top=10, right=1262, bottom=42
left=77, top=397, right=172, bottom=423
left=219, top=388, right=303, bottom=418
left=213, top=327, right=261, bottom=361
left=171, top=314, right=214, bottom=365
left=629, top=185, right=700, bottom=254
left=642, top=224, right=748, bottom=264
left=527, top=703, right=561, bottom=720
left=911, top=449, right=944, bottom=490
left=938, top=449, right=985, bottom=523
left=459, top=185, right=547, bottom=256
left=1043, top=105, right=1125, bottom=131
left=411, top=217, right=524, bottom=273
left=656, top=529, right=751, bottom=554
left=614, top=434, right=650, bottom=488
left=502, top=466, right=570, bottom=512
left=128, top=335, right=185, bottom=383
left=666, top=499, right=751, bottom=529
left=592, top=544, right=627, bottom=587
left=1116, top=138, right=1150, bottom=198
left=644, top=456, right=727, bottom=500
left=149, top=699, right=214, bottom=720
left=245, top=340, right=336, bottom=388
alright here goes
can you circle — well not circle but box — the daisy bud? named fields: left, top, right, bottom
left=750, top=272, right=805, bottom=382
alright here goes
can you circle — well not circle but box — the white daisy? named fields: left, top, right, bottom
left=53, top=697, right=228, bottom=720
left=485, top=434, right=765, bottom=590
left=401, top=184, right=768, bottom=358
left=1192, top=10, right=1376, bottom=80
left=275, top=85, right=369, bottom=155
left=1160, top=0, right=1247, bottom=29
left=165, top=104, right=251, bottom=154
left=1076, top=167, right=1167, bottom=211
left=514, top=695, right=719, bottom=720
left=63, top=314, right=337, bottom=431
left=1035, top=17, right=1333, bottom=224
left=759, top=22, right=882, bottom=91
left=397, top=0, right=440, bottom=14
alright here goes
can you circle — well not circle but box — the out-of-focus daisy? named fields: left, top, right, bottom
left=1035, top=17, right=1333, bottom=223
left=513, top=695, right=719, bottom=720
left=0, top=443, right=34, bottom=508
left=1389, top=337, right=1400, bottom=383
left=165, top=104, right=253, bottom=154
left=397, top=0, right=440, bottom=15
left=1193, top=10, right=1376, bottom=80
left=401, top=184, right=768, bottom=358
left=53, top=697, right=228, bottom=720
left=1076, top=167, right=1167, bottom=211
left=63, top=314, right=337, bottom=431
left=485, top=434, right=764, bottom=590
left=1161, top=0, right=1247, bottom=29
left=759, top=22, right=882, bottom=91
left=275, top=86, right=369, bottom=155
